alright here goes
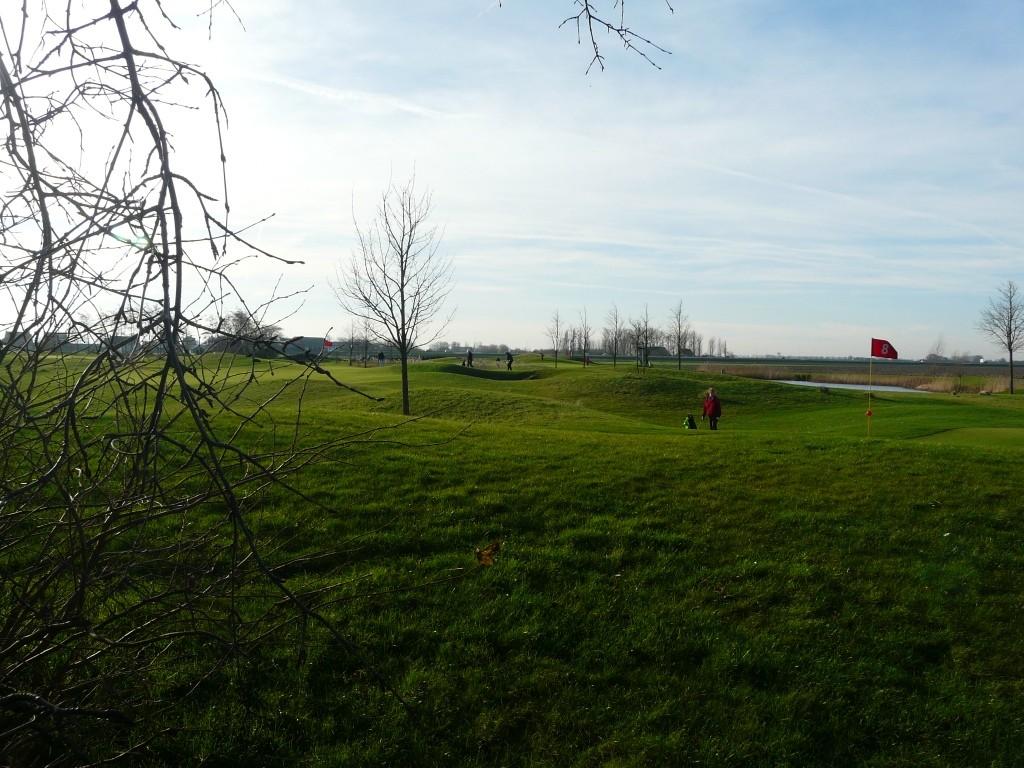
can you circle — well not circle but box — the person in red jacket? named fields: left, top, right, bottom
left=702, top=387, right=722, bottom=430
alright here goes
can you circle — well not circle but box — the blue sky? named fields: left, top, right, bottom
left=171, top=1, right=1024, bottom=357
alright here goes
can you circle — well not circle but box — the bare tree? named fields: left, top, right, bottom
left=669, top=300, right=689, bottom=371
left=362, top=317, right=373, bottom=368
left=630, top=307, right=652, bottom=369
left=622, top=326, right=637, bottom=357
left=348, top=318, right=358, bottom=366
left=547, top=310, right=562, bottom=367
left=333, top=177, right=454, bottom=415
left=206, top=308, right=282, bottom=354
left=605, top=304, right=625, bottom=368
left=927, top=334, right=948, bottom=362
left=579, top=308, right=592, bottom=365
left=690, top=330, right=704, bottom=358
left=978, top=280, right=1024, bottom=394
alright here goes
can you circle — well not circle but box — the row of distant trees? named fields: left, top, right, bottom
left=429, top=341, right=511, bottom=354
left=547, top=303, right=729, bottom=368
left=19, top=308, right=283, bottom=359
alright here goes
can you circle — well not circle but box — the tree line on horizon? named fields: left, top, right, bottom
left=545, top=303, right=729, bottom=368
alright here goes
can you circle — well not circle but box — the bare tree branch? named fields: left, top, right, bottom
left=558, top=0, right=674, bottom=73
left=0, top=3, right=401, bottom=762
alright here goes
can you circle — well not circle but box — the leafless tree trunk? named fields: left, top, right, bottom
left=630, top=306, right=652, bottom=369
left=348, top=319, right=357, bottom=366
left=579, top=308, right=592, bottom=366
left=362, top=318, right=372, bottom=368
left=630, top=319, right=641, bottom=368
left=547, top=310, right=562, bottom=367
left=332, top=178, right=453, bottom=415
left=605, top=304, right=624, bottom=368
left=669, top=300, right=689, bottom=371
left=978, top=280, right=1024, bottom=394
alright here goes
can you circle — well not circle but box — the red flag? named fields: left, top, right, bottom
left=870, top=338, right=897, bottom=359
left=323, top=339, right=333, bottom=348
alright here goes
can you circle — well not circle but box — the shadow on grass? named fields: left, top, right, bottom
left=435, top=364, right=544, bottom=381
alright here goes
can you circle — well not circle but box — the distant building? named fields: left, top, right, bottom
left=105, top=334, right=141, bottom=359
left=149, top=334, right=204, bottom=356
left=37, top=332, right=71, bottom=352
left=3, top=331, right=34, bottom=350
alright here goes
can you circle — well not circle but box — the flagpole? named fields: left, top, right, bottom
left=867, top=339, right=896, bottom=437
left=867, top=357, right=873, bottom=438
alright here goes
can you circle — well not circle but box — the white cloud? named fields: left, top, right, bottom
left=251, top=73, right=476, bottom=120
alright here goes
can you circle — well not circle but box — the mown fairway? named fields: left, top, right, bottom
left=167, top=356, right=1024, bottom=767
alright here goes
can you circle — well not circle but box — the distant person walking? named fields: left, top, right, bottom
left=702, top=387, right=722, bottom=430
left=506, top=350, right=514, bottom=370
left=466, top=348, right=474, bottom=368
left=377, top=350, right=385, bottom=367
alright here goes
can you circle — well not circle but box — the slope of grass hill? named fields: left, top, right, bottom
left=56, top=353, right=1024, bottom=766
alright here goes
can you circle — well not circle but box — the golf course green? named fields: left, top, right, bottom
left=154, top=354, right=1024, bottom=766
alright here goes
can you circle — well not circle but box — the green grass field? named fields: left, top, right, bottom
left=141, top=356, right=1024, bottom=765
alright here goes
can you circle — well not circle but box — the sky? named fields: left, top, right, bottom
left=161, top=0, right=1024, bottom=358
